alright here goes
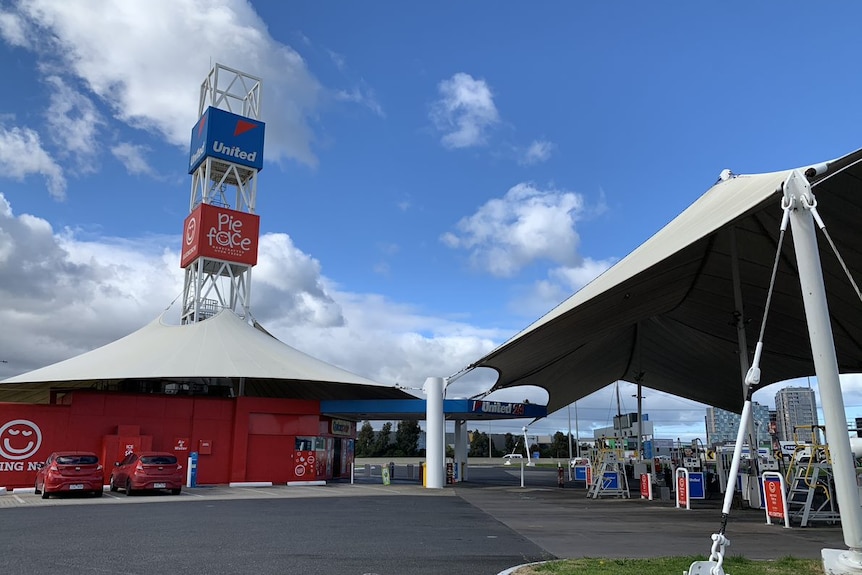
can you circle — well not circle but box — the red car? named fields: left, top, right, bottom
left=35, top=451, right=104, bottom=499
left=110, top=452, right=184, bottom=495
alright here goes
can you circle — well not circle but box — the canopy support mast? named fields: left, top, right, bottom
left=784, top=169, right=862, bottom=573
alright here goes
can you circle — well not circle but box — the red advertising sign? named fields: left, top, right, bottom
left=677, top=475, right=688, bottom=507
left=764, top=477, right=785, bottom=519
left=640, top=473, right=651, bottom=498
left=180, top=204, right=260, bottom=268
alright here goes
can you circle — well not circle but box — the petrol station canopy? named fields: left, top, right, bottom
left=0, top=309, right=413, bottom=403
left=471, top=147, right=862, bottom=414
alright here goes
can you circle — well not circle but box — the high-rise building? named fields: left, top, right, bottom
left=774, top=387, right=818, bottom=442
left=704, top=402, right=770, bottom=446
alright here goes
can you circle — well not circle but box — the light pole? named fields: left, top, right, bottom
left=754, top=421, right=761, bottom=452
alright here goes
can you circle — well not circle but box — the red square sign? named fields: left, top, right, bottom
left=180, top=204, right=260, bottom=268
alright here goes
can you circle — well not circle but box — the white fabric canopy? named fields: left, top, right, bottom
left=473, top=148, right=862, bottom=413
left=1, top=310, right=410, bottom=402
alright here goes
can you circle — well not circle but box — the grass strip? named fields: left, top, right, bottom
left=514, top=556, right=822, bottom=574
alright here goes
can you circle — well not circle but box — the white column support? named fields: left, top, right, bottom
left=424, top=377, right=445, bottom=489
left=784, top=170, right=862, bottom=573
left=454, top=420, right=468, bottom=482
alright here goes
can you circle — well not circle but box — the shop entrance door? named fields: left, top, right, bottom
left=333, top=439, right=342, bottom=477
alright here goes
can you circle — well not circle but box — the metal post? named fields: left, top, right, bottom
left=567, top=404, right=574, bottom=480
left=783, top=170, right=862, bottom=572
left=636, top=383, right=643, bottom=461
left=574, top=402, right=580, bottom=458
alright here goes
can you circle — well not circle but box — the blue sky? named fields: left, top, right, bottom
left=1, top=0, right=862, bottom=443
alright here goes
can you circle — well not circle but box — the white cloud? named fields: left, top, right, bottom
left=9, top=0, right=322, bottom=167
left=0, top=10, right=29, bottom=47
left=441, top=182, right=586, bottom=277
left=430, top=73, right=500, bottom=149
left=334, top=84, right=385, bottom=117
left=328, top=49, right=346, bottom=71
left=0, top=125, right=66, bottom=199
left=519, top=139, right=554, bottom=166
left=111, top=142, right=152, bottom=176
left=44, top=75, right=103, bottom=171
left=511, top=257, right=616, bottom=318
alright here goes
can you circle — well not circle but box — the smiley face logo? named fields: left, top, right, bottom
left=0, top=419, right=42, bottom=460
left=185, top=216, right=197, bottom=245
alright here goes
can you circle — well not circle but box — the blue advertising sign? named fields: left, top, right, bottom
left=602, top=471, right=619, bottom=490
left=574, top=465, right=587, bottom=481
left=189, top=107, right=265, bottom=173
left=188, top=451, right=199, bottom=488
left=643, top=439, right=654, bottom=459
left=688, top=471, right=705, bottom=499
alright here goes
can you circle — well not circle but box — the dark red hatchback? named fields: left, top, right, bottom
left=110, top=452, right=184, bottom=495
left=35, top=451, right=104, bottom=498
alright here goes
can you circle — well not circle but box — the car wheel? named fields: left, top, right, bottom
left=170, top=488, right=181, bottom=495
left=34, top=481, right=40, bottom=495
left=94, top=488, right=103, bottom=497
left=41, top=486, right=48, bottom=500
left=125, top=479, right=134, bottom=496
left=109, top=476, right=118, bottom=492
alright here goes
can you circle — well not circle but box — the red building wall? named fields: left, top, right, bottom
left=0, top=391, right=353, bottom=490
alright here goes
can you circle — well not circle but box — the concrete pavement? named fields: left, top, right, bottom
left=453, top=466, right=845, bottom=561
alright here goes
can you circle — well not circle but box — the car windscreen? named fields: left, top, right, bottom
left=141, top=455, right=177, bottom=465
left=56, top=455, right=99, bottom=465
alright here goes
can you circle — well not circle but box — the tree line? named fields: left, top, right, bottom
left=355, top=421, right=589, bottom=459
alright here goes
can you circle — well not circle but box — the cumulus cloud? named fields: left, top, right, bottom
left=519, top=139, right=554, bottom=166
left=441, top=183, right=586, bottom=277
left=0, top=125, right=66, bottom=199
left=0, top=193, right=507, bottom=397
left=430, top=73, right=500, bottom=149
left=6, top=0, right=322, bottom=167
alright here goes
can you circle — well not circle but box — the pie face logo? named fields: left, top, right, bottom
left=0, top=420, right=42, bottom=461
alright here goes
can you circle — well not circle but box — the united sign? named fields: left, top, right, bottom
left=189, top=106, right=265, bottom=173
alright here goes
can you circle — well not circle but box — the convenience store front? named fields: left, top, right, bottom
left=0, top=311, right=409, bottom=490
left=0, top=391, right=359, bottom=490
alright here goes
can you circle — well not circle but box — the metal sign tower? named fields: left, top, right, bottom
left=180, top=63, right=265, bottom=324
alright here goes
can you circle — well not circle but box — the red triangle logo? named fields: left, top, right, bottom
left=197, top=113, right=207, bottom=137
left=234, top=120, right=258, bottom=137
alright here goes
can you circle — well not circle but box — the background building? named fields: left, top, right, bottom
left=704, top=402, right=770, bottom=446
left=775, top=386, right=818, bottom=442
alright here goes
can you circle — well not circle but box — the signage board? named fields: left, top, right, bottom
left=189, top=107, right=265, bottom=173
left=574, top=464, right=589, bottom=482
left=677, top=474, right=688, bottom=507
left=764, top=476, right=786, bottom=519
left=643, top=439, right=654, bottom=459
left=180, top=203, right=260, bottom=268
left=640, top=472, right=652, bottom=499
left=602, top=471, right=619, bottom=490
left=688, top=471, right=705, bottom=499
